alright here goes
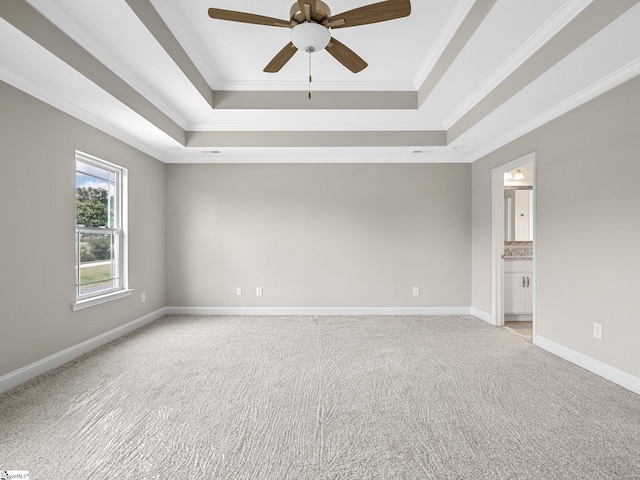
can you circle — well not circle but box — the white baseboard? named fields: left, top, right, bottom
left=0, top=307, right=167, bottom=394
left=6, top=307, right=637, bottom=397
left=165, top=306, right=473, bottom=316
left=534, top=335, right=640, bottom=395
left=505, top=314, right=533, bottom=322
left=470, top=308, right=496, bottom=325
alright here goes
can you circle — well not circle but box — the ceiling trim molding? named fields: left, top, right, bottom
left=1, top=0, right=185, bottom=144
left=22, top=0, right=192, bottom=131
left=443, top=0, right=594, bottom=129
left=188, top=122, right=446, bottom=132
left=148, top=0, right=219, bottom=88
left=417, top=0, right=497, bottom=106
left=448, top=0, right=640, bottom=143
left=124, top=0, right=214, bottom=108
left=165, top=151, right=471, bottom=164
left=186, top=130, right=447, bottom=148
left=412, top=0, right=476, bottom=89
left=211, top=90, right=418, bottom=110
left=0, top=63, right=171, bottom=162
left=469, top=57, right=640, bottom=162
left=208, top=80, right=416, bottom=92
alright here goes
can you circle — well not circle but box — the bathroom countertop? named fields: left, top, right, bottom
left=503, top=247, right=533, bottom=260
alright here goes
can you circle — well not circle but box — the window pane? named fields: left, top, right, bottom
left=76, top=160, right=116, bottom=182
left=76, top=171, right=116, bottom=228
left=76, top=232, right=119, bottom=297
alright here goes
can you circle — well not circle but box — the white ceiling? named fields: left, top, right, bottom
left=1, top=0, right=639, bottom=163
left=157, top=0, right=452, bottom=89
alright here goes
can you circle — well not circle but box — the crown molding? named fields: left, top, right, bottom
left=124, top=0, right=213, bottom=107
left=148, top=0, right=219, bottom=87
left=210, top=80, right=416, bottom=92
left=188, top=122, right=445, bottom=132
left=25, top=0, right=191, bottom=129
left=210, top=90, right=417, bottom=110
left=164, top=150, right=471, bottom=164
left=443, top=0, right=594, bottom=129
left=186, top=130, right=447, bottom=148
left=0, top=64, right=172, bottom=163
left=412, top=0, right=477, bottom=89
left=469, top=57, right=640, bottom=161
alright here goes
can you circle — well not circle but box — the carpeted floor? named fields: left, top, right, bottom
left=1, top=315, right=639, bottom=479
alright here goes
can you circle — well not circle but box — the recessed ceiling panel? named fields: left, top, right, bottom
left=0, top=18, right=180, bottom=157
left=457, top=2, right=640, bottom=158
left=26, top=0, right=212, bottom=126
left=151, top=0, right=462, bottom=90
left=5, top=0, right=640, bottom=163
left=420, top=0, right=582, bottom=124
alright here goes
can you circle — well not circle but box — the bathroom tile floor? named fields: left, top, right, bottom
left=505, top=321, right=533, bottom=338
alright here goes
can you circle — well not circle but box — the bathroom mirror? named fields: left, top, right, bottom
left=504, top=186, right=533, bottom=242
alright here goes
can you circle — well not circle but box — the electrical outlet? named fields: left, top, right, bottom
left=256, top=287, right=263, bottom=297
left=413, top=287, right=420, bottom=296
left=593, top=322, right=602, bottom=340
left=236, top=287, right=242, bottom=296
left=141, top=292, right=146, bottom=304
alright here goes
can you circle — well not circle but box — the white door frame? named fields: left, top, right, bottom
left=491, top=151, right=536, bottom=330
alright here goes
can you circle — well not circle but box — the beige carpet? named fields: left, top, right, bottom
left=1, top=315, right=639, bottom=479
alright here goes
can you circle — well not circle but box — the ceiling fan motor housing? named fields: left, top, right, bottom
left=289, top=1, right=332, bottom=24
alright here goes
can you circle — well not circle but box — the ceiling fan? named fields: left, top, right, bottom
left=207, top=0, right=411, bottom=73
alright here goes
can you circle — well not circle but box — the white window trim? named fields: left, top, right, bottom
left=72, top=289, right=134, bottom=311
left=72, top=151, right=129, bottom=311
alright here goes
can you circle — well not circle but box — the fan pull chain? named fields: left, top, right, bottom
left=308, top=52, right=312, bottom=100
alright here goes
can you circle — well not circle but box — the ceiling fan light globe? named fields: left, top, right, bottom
left=290, top=22, right=331, bottom=53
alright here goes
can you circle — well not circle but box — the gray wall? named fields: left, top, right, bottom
left=472, top=75, right=640, bottom=377
left=166, top=163, right=471, bottom=308
left=0, top=82, right=166, bottom=377
left=6, top=68, right=637, bottom=385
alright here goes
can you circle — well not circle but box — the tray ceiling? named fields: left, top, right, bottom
left=1, top=0, right=639, bottom=162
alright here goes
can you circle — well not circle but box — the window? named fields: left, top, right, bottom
left=73, top=152, right=129, bottom=309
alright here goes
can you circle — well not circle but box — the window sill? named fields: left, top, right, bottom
left=72, top=289, right=134, bottom=312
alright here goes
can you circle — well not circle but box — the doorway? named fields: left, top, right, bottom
left=491, top=152, right=536, bottom=336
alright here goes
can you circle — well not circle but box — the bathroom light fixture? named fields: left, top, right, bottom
left=513, top=169, right=525, bottom=180
left=504, top=171, right=514, bottom=181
